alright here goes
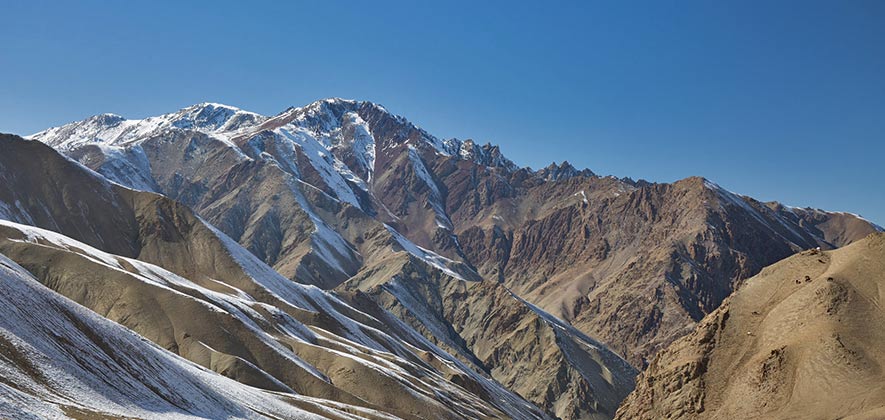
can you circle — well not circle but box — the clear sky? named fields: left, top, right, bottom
left=1, top=1, right=883, bottom=225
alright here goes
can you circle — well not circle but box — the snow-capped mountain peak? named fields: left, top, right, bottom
left=29, top=99, right=529, bottom=174
left=171, top=102, right=265, bottom=132
left=28, top=102, right=265, bottom=150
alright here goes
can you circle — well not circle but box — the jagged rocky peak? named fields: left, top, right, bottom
left=264, top=97, right=451, bottom=153
left=277, top=98, right=363, bottom=131
left=537, top=160, right=595, bottom=181
left=87, top=112, right=127, bottom=126
left=275, top=98, right=402, bottom=133
left=267, top=98, right=530, bottom=173
left=444, top=138, right=519, bottom=171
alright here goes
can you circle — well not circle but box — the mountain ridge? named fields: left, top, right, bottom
left=29, top=98, right=880, bottom=227
left=28, top=99, right=571, bottom=182
left=6, top=97, right=880, bottom=419
left=25, top=99, right=880, bottom=369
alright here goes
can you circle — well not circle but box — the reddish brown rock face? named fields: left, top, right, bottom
left=427, top=159, right=874, bottom=366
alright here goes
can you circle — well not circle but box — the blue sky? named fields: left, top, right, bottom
left=1, top=1, right=883, bottom=224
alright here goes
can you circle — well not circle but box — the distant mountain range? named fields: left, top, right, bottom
left=0, top=98, right=880, bottom=419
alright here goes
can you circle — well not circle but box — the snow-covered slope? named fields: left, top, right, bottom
left=28, top=100, right=500, bottom=282
left=0, top=217, right=547, bottom=420
left=30, top=102, right=264, bottom=150
left=28, top=99, right=521, bottom=201
left=27, top=103, right=265, bottom=193
left=0, top=251, right=366, bottom=420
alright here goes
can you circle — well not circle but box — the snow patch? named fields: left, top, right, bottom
left=344, top=112, right=376, bottom=183
left=278, top=128, right=364, bottom=209
left=384, top=225, right=465, bottom=280
left=0, top=252, right=330, bottom=419
left=407, top=145, right=453, bottom=230
left=574, top=190, right=589, bottom=204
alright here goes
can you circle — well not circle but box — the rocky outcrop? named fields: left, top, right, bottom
left=443, top=174, right=880, bottom=365
left=536, top=161, right=594, bottom=181
left=339, top=254, right=637, bottom=420
left=616, top=233, right=885, bottom=420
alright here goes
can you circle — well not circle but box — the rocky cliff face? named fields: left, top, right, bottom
left=339, top=254, right=637, bottom=420
left=447, top=174, right=879, bottom=366
left=423, top=148, right=877, bottom=367
left=616, top=232, right=885, bottom=420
